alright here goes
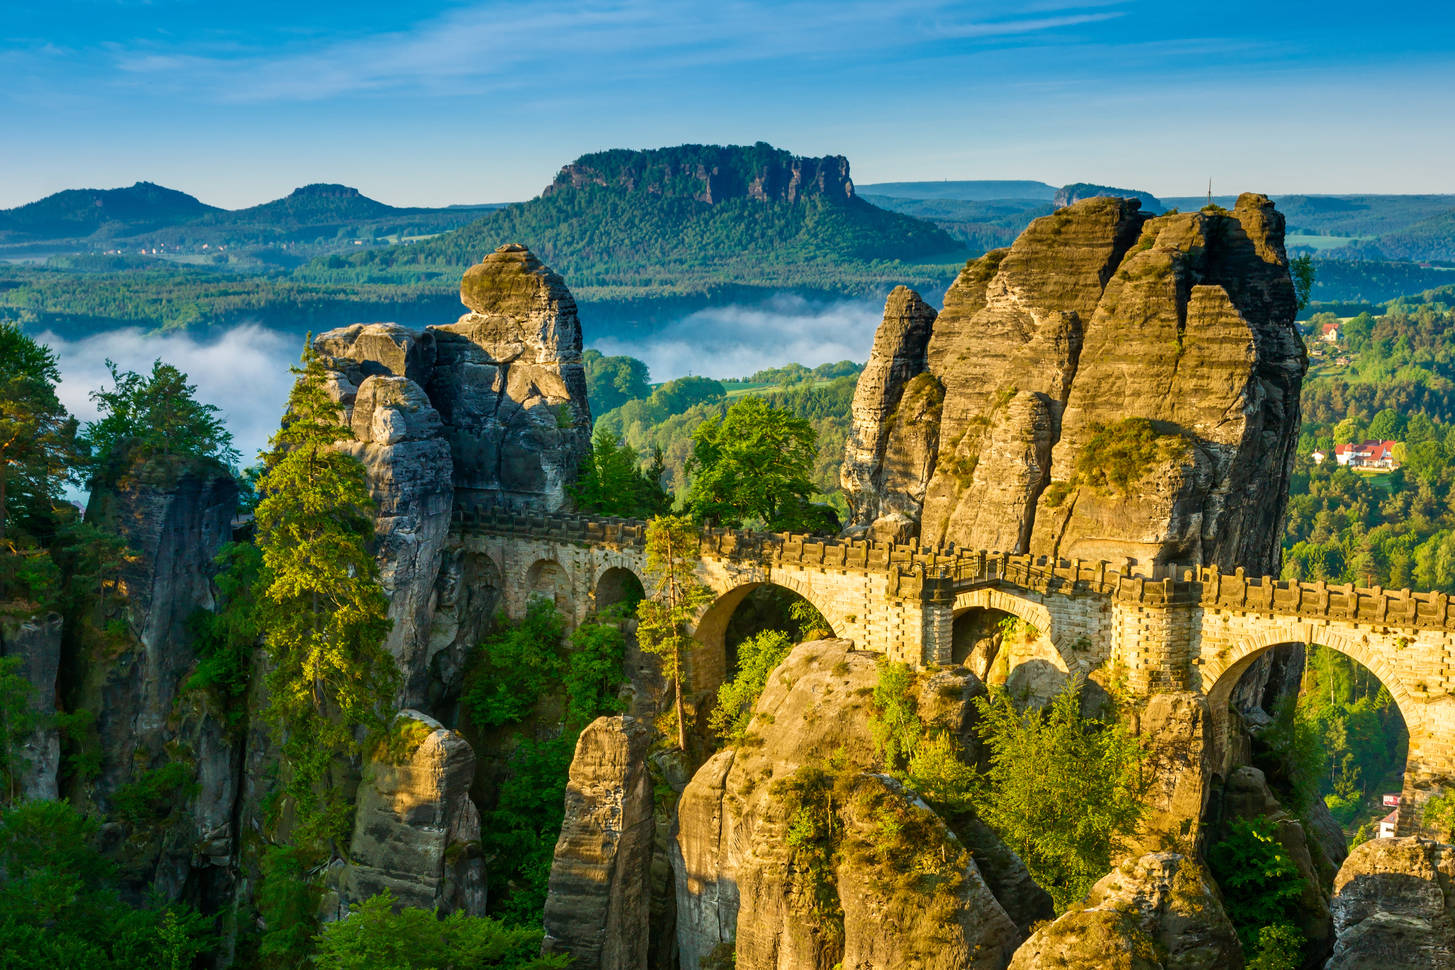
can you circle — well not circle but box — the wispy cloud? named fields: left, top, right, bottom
left=108, top=0, right=1128, bottom=102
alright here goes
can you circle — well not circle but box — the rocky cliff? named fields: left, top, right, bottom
left=672, top=639, right=1035, bottom=970
left=314, top=244, right=592, bottom=708
left=543, top=144, right=855, bottom=205
left=844, top=194, right=1305, bottom=575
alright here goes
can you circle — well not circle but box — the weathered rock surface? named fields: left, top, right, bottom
left=1009, top=853, right=1242, bottom=970
left=841, top=286, right=938, bottom=540
left=1128, top=692, right=1213, bottom=858
left=844, top=194, right=1305, bottom=575
left=543, top=715, right=655, bottom=970
left=1326, top=838, right=1455, bottom=969
left=431, top=244, right=592, bottom=508
left=71, top=453, right=238, bottom=893
left=312, top=245, right=589, bottom=707
left=672, top=639, right=1034, bottom=970
left=344, top=709, right=486, bottom=915
left=0, top=613, right=62, bottom=800
left=341, top=375, right=454, bottom=704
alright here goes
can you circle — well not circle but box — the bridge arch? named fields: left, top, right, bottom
left=1203, top=625, right=1419, bottom=827
left=951, top=588, right=1088, bottom=704
left=525, top=558, right=572, bottom=615
left=593, top=565, right=645, bottom=613
left=688, top=577, right=846, bottom=697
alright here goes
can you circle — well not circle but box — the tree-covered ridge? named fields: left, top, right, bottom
left=300, top=144, right=965, bottom=298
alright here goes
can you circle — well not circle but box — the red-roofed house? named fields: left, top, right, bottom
left=1334, top=440, right=1400, bottom=470
left=1320, top=321, right=1342, bottom=342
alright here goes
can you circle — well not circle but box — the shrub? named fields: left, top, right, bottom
left=709, top=630, right=793, bottom=744
left=870, top=661, right=922, bottom=773
left=1207, top=817, right=1305, bottom=952
left=313, top=891, right=567, bottom=970
left=1073, top=419, right=1190, bottom=495
left=461, top=600, right=565, bottom=729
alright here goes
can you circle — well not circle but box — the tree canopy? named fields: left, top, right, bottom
left=569, top=428, right=668, bottom=519
left=684, top=396, right=826, bottom=531
left=83, top=359, right=239, bottom=476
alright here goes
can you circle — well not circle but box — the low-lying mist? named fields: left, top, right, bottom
left=38, top=293, right=881, bottom=472
left=43, top=323, right=302, bottom=470
left=588, top=293, right=880, bottom=381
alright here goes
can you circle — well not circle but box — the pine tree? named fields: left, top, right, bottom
left=0, top=323, right=76, bottom=545
left=635, top=515, right=712, bottom=751
left=253, top=340, right=396, bottom=850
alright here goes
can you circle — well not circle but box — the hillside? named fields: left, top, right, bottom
left=0, top=180, right=495, bottom=260
left=0, top=181, right=219, bottom=241
left=856, top=179, right=1056, bottom=201
left=301, top=143, right=968, bottom=299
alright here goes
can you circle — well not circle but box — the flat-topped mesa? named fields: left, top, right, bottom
left=541, top=143, right=855, bottom=205
left=843, top=193, right=1306, bottom=575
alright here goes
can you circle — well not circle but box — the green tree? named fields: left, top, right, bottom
left=0, top=323, right=76, bottom=546
left=582, top=349, right=651, bottom=414
left=708, top=629, right=792, bottom=744
left=635, top=515, right=712, bottom=751
left=569, top=428, right=668, bottom=518
left=1208, top=817, right=1306, bottom=953
left=0, top=800, right=212, bottom=969
left=253, top=340, right=396, bottom=852
left=83, top=359, right=239, bottom=476
left=313, top=891, right=567, bottom=970
left=684, top=396, right=820, bottom=530
left=1291, top=254, right=1316, bottom=311
left=969, top=681, right=1146, bottom=910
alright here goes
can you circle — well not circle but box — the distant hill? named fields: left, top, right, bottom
left=1054, top=183, right=1162, bottom=213
left=856, top=180, right=1056, bottom=202
left=1371, top=209, right=1455, bottom=263
left=304, top=143, right=968, bottom=299
left=0, top=180, right=497, bottom=262
left=860, top=195, right=1054, bottom=253
left=0, top=182, right=219, bottom=241
left=203, top=183, right=397, bottom=229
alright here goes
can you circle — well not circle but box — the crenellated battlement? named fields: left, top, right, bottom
left=451, top=503, right=1455, bottom=631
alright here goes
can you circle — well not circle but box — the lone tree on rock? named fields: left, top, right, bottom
left=636, top=515, right=712, bottom=751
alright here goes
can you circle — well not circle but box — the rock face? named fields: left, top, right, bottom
left=544, top=144, right=856, bottom=205
left=1010, top=853, right=1242, bottom=970
left=312, top=245, right=592, bottom=706
left=543, top=716, right=655, bottom=970
left=344, top=710, right=486, bottom=916
left=67, top=453, right=239, bottom=898
left=0, top=613, right=63, bottom=801
left=1326, top=838, right=1455, bottom=969
left=841, top=286, right=939, bottom=541
left=844, top=194, right=1305, bottom=575
left=672, top=639, right=1034, bottom=970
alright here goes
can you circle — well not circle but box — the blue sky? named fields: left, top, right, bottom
left=4, top=0, right=1453, bottom=208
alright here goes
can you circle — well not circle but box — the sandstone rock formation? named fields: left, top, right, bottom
left=841, top=286, right=939, bottom=541
left=544, top=145, right=855, bottom=205
left=672, top=639, right=1034, bottom=970
left=1326, top=837, right=1455, bottom=969
left=1009, top=853, right=1241, bottom=970
left=343, top=709, right=486, bottom=916
left=312, top=244, right=592, bottom=707
left=0, top=612, right=62, bottom=801
left=844, top=194, right=1305, bottom=576
left=543, top=715, right=655, bottom=970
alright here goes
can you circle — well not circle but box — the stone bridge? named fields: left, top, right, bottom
left=453, top=505, right=1455, bottom=829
